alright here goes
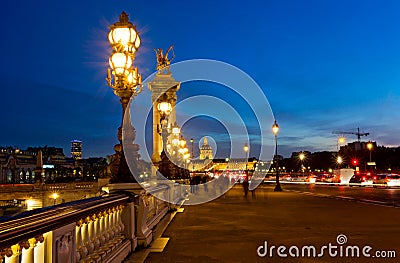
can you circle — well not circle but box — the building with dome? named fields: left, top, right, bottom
left=199, top=137, right=213, bottom=160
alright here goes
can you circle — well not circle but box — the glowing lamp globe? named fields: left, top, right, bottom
left=272, top=120, right=280, bottom=135
left=157, top=101, right=172, bottom=115
left=109, top=52, right=133, bottom=76
left=108, top=12, right=141, bottom=54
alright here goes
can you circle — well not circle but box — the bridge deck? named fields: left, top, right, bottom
left=140, top=185, right=400, bottom=263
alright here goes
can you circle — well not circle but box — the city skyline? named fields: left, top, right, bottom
left=1, top=1, right=400, bottom=159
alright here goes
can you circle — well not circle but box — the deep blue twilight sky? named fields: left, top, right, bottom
left=1, top=0, right=400, bottom=159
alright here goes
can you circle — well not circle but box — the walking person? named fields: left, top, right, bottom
left=242, top=175, right=249, bottom=197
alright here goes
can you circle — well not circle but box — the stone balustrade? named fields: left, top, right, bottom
left=0, top=182, right=186, bottom=263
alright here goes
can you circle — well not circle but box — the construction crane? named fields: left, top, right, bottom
left=332, top=127, right=370, bottom=142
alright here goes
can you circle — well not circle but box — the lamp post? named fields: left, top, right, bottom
left=190, top=138, right=194, bottom=171
left=367, top=142, right=373, bottom=162
left=106, top=12, right=142, bottom=183
left=155, top=95, right=175, bottom=179
left=299, top=152, right=305, bottom=176
left=243, top=143, right=249, bottom=171
left=337, top=137, right=346, bottom=151
left=157, top=93, right=172, bottom=152
left=272, top=120, right=282, bottom=191
left=367, top=141, right=373, bottom=171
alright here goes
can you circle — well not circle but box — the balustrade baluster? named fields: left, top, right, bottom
left=20, top=238, right=36, bottom=263
left=76, top=219, right=88, bottom=261
left=4, top=244, right=20, bottom=263
left=117, top=205, right=125, bottom=237
left=33, top=235, right=44, bottom=263
left=107, top=209, right=115, bottom=240
left=81, top=217, right=92, bottom=259
left=115, top=206, right=123, bottom=243
left=97, top=212, right=106, bottom=246
left=85, top=217, right=95, bottom=254
left=103, top=211, right=110, bottom=243
left=91, top=214, right=101, bottom=250
left=114, top=206, right=121, bottom=234
left=111, top=207, right=118, bottom=239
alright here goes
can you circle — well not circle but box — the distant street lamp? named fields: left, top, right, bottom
left=106, top=12, right=142, bottom=183
left=299, top=152, right=305, bottom=175
left=337, top=137, right=346, bottom=151
left=171, top=123, right=180, bottom=149
left=367, top=141, right=373, bottom=171
left=190, top=138, right=194, bottom=171
left=272, top=120, right=282, bottom=191
left=243, top=143, right=249, bottom=171
left=51, top=193, right=59, bottom=205
left=179, top=136, right=186, bottom=148
left=367, top=141, right=373, bottom=162
left=337, top=156, right=343, bottom=168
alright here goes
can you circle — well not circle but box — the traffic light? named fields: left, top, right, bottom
left=352, top=159, right=359, bottom=166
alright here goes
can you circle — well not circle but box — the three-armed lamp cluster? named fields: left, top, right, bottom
left=107, top=11, right=142, bottom=95
left=106, top=12, right=142, bottom=182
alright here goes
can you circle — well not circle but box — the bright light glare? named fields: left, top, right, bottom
left=158, top=101, right=172, bottom=114
left=172, top=127, right=180, bottom=135
left=109, top=52, right=133, bottom=75
left=108, top=27, right=140, bottom=52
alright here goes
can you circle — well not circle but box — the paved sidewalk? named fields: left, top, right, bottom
left=144, top=185, right=400, bottom=263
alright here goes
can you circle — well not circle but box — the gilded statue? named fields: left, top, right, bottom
left=154, top=45, right=175, bottom=71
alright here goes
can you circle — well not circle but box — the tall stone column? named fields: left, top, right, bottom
left=147, top=69, right=180, bottom=167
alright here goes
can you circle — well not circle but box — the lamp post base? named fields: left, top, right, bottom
left=274, top=183, right=283, bottom=192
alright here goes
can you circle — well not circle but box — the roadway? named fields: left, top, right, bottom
left=274, top=182, right=400, bottom=207
left=142, top=184, right=400, bottom=263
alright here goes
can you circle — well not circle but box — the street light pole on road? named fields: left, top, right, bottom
left=367, top=141, right=373, bottom=171
left=272, top=120, right=282, bottom=192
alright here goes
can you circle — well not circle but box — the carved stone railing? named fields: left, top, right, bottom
left=0, top=182, right=187, bottom=263
left=135, top=184, right=170, bottom=246
left=0, top=194, right=132, bottom=263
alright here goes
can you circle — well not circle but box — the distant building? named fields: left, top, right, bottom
left=199, top=137, right=213, bottom=160
left=0, top=145, right=108, bottom=184
left=71, top=140, right=82, bottom=160
left=212, top=158, right=258, bottom=171
left=0, top=146, right=67, bottom=184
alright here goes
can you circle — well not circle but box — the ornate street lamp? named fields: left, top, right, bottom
left=179, top=136, right=187, bottom=148
left=272, top=120, right=282, bottom=191
left=157, top=94, right=172, bottom=150
left=243, top=143, right=249, bottom=171
left=106, top=12, right=142, bottom=183
left=190, top=138, right=194, bottom=171
left=108, top=11, right=140, bottom=54
left=157, top=94, right=172, bottom=121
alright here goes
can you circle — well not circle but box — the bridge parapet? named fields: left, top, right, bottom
left=0, top=182, right=186, bottom=263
